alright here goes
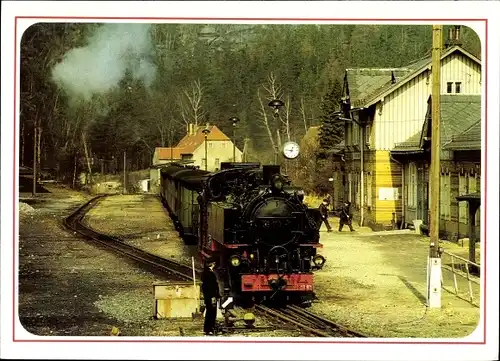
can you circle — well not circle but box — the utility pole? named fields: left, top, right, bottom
left=123, top=151, right=127, bottom=194
left=202, top=128, right=211, bottom=171
left=360, top=124, right=364, bottom=227
left=427, top=24, right=443, bottom=309
left=32, top=121, right=37, bottom=196
left=230, top=116, right=240, bottom=162
left=268, top=99, right=284, bottom=165
left=242, top=138, right=250, bottom=162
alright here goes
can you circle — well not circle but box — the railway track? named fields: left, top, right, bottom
left=64, top=195, right=367, bottom=338
left=255, top=304, right=367, bottom=338
left=63, top=195, right=201, bottom=282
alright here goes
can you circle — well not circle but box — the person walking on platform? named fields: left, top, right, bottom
left=339, top=201, right=355, bottom=232
left=319, top=199, right=332, bottom=232
left=201, top=256, right=220, bottom=335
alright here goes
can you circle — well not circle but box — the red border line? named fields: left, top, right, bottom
left=13, top=16, right=489, bottom=22
left=12, top=16, right=488, bottom=345
left=13, top=16, right=18, bottom=343
left=483, top=18, right=488, bottom=343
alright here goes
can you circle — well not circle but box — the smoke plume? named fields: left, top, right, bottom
left=52, top=23, right=157, bottom=103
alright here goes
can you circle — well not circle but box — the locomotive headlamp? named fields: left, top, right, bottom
left=230, top=255, right=241, bottom=267
left=312, top=255, right=326, bottom=267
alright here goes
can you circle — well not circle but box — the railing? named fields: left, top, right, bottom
left=441, top=250, right=480, bottom=306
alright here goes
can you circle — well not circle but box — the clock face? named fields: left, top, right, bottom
left=282, top=141, right=300, bottom=159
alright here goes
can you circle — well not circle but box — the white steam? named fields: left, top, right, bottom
left=52, top=23, right=157, bottom=102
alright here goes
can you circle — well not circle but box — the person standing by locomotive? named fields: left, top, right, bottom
left=319, top=199, right=332, bottom=232
left=201, top=257, right=220, bottom=335
left=339, top=201, right=355, bottom=232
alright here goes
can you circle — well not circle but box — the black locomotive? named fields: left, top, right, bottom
left=160, top=162, right=325, bottom=305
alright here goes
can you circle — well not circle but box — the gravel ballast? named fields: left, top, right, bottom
left=18, top=189, right=481, bottom=338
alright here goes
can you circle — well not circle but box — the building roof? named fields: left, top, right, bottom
left=19, top=166, right=33, bottom=176
left=346, top=68, right=413, bottom=108
left=156, top=147, right=186, bottom=160
left=443, top=119, right=481, bottom=151
left=347, top=46, right=481, bottom=109
left=176, top=124, right=231, bottom=154
left=432, top=95, right=482, bottom=145
left=392, top=94, right=481, bottom=154
left=456, top=192, right=481, bottom=202
left=155, top=124, right=233, bottom=161
left=392, top=131, right=424, bottom=153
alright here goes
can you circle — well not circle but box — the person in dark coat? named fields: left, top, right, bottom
left=326, top=194, right=333, bottom=211
left=339, top=201, right=355, bottom=232
left=201, top=257, right=220, bottom=335
left=319, top=199, right=332, bottom=232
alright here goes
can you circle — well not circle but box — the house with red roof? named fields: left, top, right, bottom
left=150, top=123, right=242, bottom=191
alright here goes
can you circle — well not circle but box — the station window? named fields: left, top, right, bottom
left=408, top=163, right=417, bottom=208
left=458, top=174, right=468, bottom=224
left=446, top=82, right=453, bottom=93
left=439, top=172, right=451, bottom=221
left=364, top=124, right=371, bottom=145
left=455, top=82, right=462, bottom=94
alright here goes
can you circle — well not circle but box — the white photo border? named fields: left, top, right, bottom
left=1, top=1, right=499, bottom=360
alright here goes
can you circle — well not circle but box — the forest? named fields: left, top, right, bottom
left=19, top=23, right=481, bottom=191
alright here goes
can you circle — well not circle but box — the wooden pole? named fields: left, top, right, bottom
left=123, top=151, right=127, bottom=194
left=204, top=136, right=208, bottom=171
left=32, top=121, right=37, bottom=196
left=233, top=124, right=236, bottom=162
left=360, top=124, right=364, bottom=227
left=427, top=24, right=443, bottom=308
left=430, top=26, right=442, bottom=255
left=72, top=155, right=77, bottom=189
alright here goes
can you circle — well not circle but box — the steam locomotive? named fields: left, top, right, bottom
left=159, top=162, right=326, bottom=305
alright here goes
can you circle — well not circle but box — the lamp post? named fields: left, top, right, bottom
left=202, top=127, right=211, bottom=171
left=230, top=116, right=240, bottom=162
left=268, top=99, right=284, bottom=164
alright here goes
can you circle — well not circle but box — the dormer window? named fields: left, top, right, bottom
left=446, top=81, right=462, bottom=94
left=447, top=82, right=453, bottom=93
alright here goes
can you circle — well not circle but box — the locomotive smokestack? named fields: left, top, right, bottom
left=263, top=165, right=281, bottom=185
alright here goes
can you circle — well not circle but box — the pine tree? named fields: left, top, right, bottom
left=317, top=79, right=344, bottom=156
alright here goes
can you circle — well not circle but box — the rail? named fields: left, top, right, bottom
left=255, top=304, right=367, bottom=338
left=63, top=195, right=201, bottom=281
left=64, top=195, right=364, bottom=337
left=440, top=250, right=480, bottom=306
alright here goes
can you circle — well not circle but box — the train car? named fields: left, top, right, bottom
left=159, top=162, right=325, bottom=306
left=160, top=165, right=210, bottom=244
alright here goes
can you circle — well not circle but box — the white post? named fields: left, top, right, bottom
left=427, top=256, right=442, bottom=308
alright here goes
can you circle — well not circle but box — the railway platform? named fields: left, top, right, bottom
left=313, top=215, right=481, bottom=338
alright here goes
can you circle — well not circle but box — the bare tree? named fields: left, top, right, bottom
left=258, top=72, right=286, bottom=161
left=299, top=96, right=308, bottom=133
left=179, top=79, right=206, bottom=127
left=282, top=95, right=292, bottom=142
left=257, top=90, right=277, bottom=160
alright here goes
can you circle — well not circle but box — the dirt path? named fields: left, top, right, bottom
left=18, top=186, right=203, bottom=336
